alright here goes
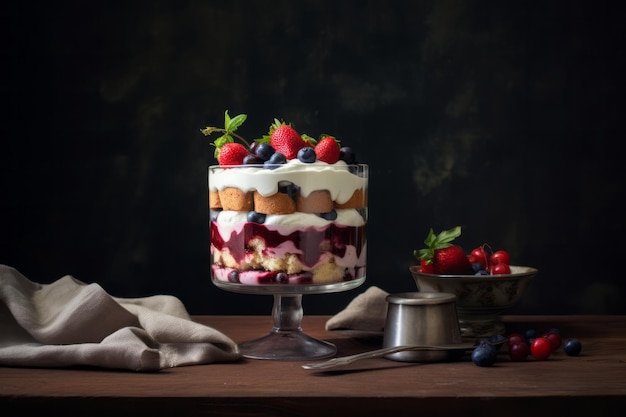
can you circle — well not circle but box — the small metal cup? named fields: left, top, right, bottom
left=383, top=292, right=464, bottom=362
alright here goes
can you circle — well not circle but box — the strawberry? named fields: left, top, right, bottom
left=218, top=142, right=251, bottom=166
left=414, top=226, right=473, bottom=275
left=269, top=121, right=307, bottom=160
left=314, top=136, right=341, bottom=163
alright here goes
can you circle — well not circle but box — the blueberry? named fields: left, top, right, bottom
left=275, top=272, right=289, bottom=284
left=475, top=269, right=489, bottom=276
left=264, top=152, right=287, bottom=169
left=247, top=211, right=266, bottom=224
left=487, top=334, right=507, bottom=350
left=320, top=210, right=338, bottom=220
left=278, top=182, right=300, bottom=198
left=243, top=154, right=263, bottom=165
left=255, top=143, right=275, bottom=161
left=564, top=338, right=582, bottom=356
left=471, top=341, right=497, bottom=367
left=228, top=271, right=240, bottom=283
left=297, top=147, right=317, bottom=163
left=471, top=262, right=485, bottom=273
left=339, top=146, right=356, bottom=164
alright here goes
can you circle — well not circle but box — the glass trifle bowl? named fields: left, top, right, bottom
left=209, top=161, right=368, bottom=360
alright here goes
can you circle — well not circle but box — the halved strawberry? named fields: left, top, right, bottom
left=218, top=142, right=251, bottom=165
left=414, top=226, right=473, bottom=275
left=269, top=122, right=307, bottom=160
left=314, top=136, right=341, bottom=163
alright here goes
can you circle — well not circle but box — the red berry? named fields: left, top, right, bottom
left=314, top=136, right=341, bottom=163
left=433, top=246, right=473, bottom=274
left=508, top=342, right=529, bottom=361
left=490, top=250, right=511, bottom=265
left=218, top=142, right=251, bottom=166
left=491, top=263, right=511, bottom=275
left=470, top=247, right=488, bottom=268
left=507, top=333, right=525, bottom=347
left=420, top=259, right=435, bottom=274
left=270, top=124, right=307, bottom=160
left=530, top=336, right=553, bottom=360
left=544, top=331, right=562, bottom=351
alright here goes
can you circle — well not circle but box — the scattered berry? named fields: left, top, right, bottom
left=508, top=333, right=526, bottom=347
left=508, top=342, right=530, bottom=361
left=544, top=331, right=562, bottom=351
left=563, top=338, right=582, bottom=356
left=471, top=341, right=497, bottom=367
left=320, top=210, right=337, bottom=221
left=488, top=334, right=507, bottom=350
left=530, top=336, right=553, bottom=360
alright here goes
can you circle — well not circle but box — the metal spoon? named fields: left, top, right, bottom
left=301, top=342, right=477, bottom=370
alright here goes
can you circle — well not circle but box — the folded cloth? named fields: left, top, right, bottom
left=325, top=286, right=389, bottom=332
left=0, top=265, right=241, bottom=371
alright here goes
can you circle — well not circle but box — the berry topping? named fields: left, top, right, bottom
left=201, top=110, right=362, bottom=165
left=339, top=146, right=356, bottom=164
left=314, top=136, right=341, bottom=164
left=243, top=154, right=263, bottom=165
left=255, top=143, right=275, bottom=161
left=218, top=142, right=251, bottom=166
left=269, top=121, right=307, bottom=160
left=264, top=152, right=287, bottom=169
left=297, top=147, right=317, bottom=163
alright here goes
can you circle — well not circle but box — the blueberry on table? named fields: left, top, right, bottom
left=471, top=341, right=497, bottom=367
left=564, top=338, right=582, bottom=356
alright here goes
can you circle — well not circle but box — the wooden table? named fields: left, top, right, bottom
left=1, top=315, right=625, bottom=416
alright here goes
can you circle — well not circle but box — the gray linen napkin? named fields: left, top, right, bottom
left=325, top=286, right=389, bottom=332
left=0, top=265, right=241, bottom=371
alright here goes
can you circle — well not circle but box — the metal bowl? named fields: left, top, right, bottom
left=409, top=265, right=537, bottom=338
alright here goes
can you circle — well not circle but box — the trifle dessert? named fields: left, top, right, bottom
left=204, top=112, right=368, bottom=289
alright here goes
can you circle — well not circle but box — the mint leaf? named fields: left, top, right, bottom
left=226, top=113, right=247, bottom=132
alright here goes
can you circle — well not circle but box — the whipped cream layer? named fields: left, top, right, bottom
left=208, top=160, right=367, bottom=204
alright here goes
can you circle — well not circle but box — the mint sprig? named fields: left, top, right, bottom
left=200, top=110, right=250, bottom=158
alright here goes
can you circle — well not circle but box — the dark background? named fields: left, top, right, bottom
left=2, top=0, right=625, bottom=316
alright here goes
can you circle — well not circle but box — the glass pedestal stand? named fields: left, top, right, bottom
left=238, top=294, right=336, bottom=360
left=214, top=279, right=365, bottom=361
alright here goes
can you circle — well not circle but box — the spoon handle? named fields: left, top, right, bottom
left=301, top=342, right=476, bottom=370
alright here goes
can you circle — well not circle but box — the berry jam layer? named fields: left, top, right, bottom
left=210, top=216, right=366, bottom=285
